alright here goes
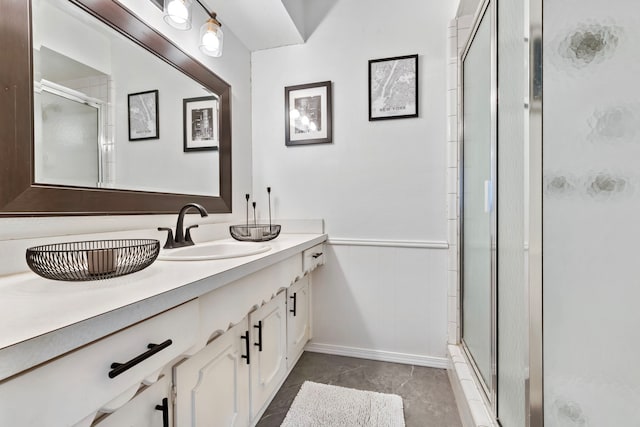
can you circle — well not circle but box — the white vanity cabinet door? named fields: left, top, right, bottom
left=286, top=276, right=310, bottom=368
left=249, top=291, right=287, bottom=420
left=173, top=319, right=251, bottom=427
left=95, top=376, right=171, bottom=427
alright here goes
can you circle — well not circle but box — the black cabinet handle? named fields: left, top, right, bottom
left=290, top=292, right=297, bottom=316
left=254, top=320, right=263, bottom=352
left=312, top=252, right=323, bottom=259
left=241, top=330, right=250, bottom=364
left=108, top=339, right=173, bottom=379
left=155, top=397, right=169, bottom=427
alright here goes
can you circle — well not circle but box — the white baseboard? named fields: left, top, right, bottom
left=304, top=342, right=449, bottom=369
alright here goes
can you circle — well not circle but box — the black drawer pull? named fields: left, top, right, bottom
left=155, top=397, right=169, bottom=427
left=254, top=320, right=263, bottom=352
left=108, top=339, right=173, bottom=379
left=312, top=252, right=323, bottom=259
left=241, top=330, right=250, bottom=364
left=290, top=292, right=297, bottom=316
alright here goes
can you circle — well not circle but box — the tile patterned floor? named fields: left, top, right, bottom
left=256, top=352, right=463, bottom=427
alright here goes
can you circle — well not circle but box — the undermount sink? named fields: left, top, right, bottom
left=158, top=241, right=271, bottom=261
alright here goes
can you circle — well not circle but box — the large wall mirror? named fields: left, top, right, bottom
left=0, top=0, right=232, bottom=215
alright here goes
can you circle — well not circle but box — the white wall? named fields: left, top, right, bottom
left=252, top=0, right=456, bottom=363
left=0, top=0, right=252, bottom=256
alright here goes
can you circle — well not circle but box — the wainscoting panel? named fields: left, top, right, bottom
left=309, top=241, right=449, bottom=366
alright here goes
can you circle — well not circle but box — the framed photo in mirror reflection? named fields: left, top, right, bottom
left=183, top=96, right=220, bottom=152
left=128, top=90, right=159, bottom=140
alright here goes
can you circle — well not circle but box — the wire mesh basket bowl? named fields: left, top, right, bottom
left=26, top=239, right=160, bottom=281
left=229, top=224, right=281, bottom=242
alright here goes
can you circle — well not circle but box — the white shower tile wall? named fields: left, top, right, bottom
left=446, top=16, right=473, bottom=347
left=102, top=78, right=116, bottom=186
left=446, top=18, right=458, bottom=346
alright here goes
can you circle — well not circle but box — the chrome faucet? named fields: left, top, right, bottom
left=158, top=203, right=209, bottom=249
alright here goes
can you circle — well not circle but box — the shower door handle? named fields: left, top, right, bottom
left=484, top=180, right=492, bottom=213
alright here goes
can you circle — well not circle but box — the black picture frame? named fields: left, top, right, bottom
left=183, top=96, right=219, bottom=152
left=368, top=54, right=419, bottom=121
left=149, top=0, right=164, bottom=10
left=285, top=81, right=332, bottom=146
left=128, top=89, right=159, bottom=140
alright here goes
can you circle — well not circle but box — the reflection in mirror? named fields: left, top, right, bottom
left=32, top=0, right=220, bottom=197
left=35, top=69, right=102, bottom=188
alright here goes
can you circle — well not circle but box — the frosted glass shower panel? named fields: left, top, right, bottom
left=543, top=0, right=640, bottom=424
left=36, top=90, right=99, bottom=187
left=462, top=7, right=493, bottom=389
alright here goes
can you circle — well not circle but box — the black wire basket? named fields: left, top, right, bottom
left=229, top=224, right=281, bottom=242
left=26, top=239, right=160, bottom=281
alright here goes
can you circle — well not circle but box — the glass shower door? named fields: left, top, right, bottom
left=35, top=89, right=100, bottom=187
left=461, top=2, right=495, bottom=395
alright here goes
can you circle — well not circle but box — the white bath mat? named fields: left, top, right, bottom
left=280, top=381, right=405, bottom=427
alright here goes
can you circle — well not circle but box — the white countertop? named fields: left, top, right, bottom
left=0, top=234, right=326, bottom=381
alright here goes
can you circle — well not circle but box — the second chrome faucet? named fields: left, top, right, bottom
left=158, top=203, right=209, bottom=249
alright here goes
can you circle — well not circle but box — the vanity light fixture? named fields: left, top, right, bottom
left=163, top=0, right=224, bottom=57
left=163, top=0, right=193, bottom=30
left=198, top=11, right=224, bottom=57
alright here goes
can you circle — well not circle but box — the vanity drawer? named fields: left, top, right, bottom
left=0, top=299, right=199, bottom=427
left=303, top=243, right=325, bottom=273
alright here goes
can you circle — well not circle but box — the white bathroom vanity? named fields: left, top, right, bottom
left=0, top=233, right=326, bottom=427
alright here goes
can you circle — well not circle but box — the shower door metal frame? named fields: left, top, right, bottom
left=527, top=0, right=544, bottom=425
left=458, top=0, right=499, bottom=415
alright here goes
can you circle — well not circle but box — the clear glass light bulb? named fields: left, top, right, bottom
left=167, top=0, right=188, bottom=23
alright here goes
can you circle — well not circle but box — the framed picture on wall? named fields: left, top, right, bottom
left=128, top=90, right=159, bottom=141
left=285, top=81, right=332, bottom=146
left=368, top=54, right=419, bottom=121
left=183, top=96, right=219, bottom=152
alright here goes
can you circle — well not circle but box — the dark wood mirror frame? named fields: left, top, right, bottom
left=0, top=0, right=232, bottom=216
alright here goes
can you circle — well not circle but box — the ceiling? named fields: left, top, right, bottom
left=199, top=0, right=339, bottom=51
left=200, top=0, right=303, bottom=51
left=198, top=0, right=471, bottom=52
left=39, top=47, right=106, bottom=83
